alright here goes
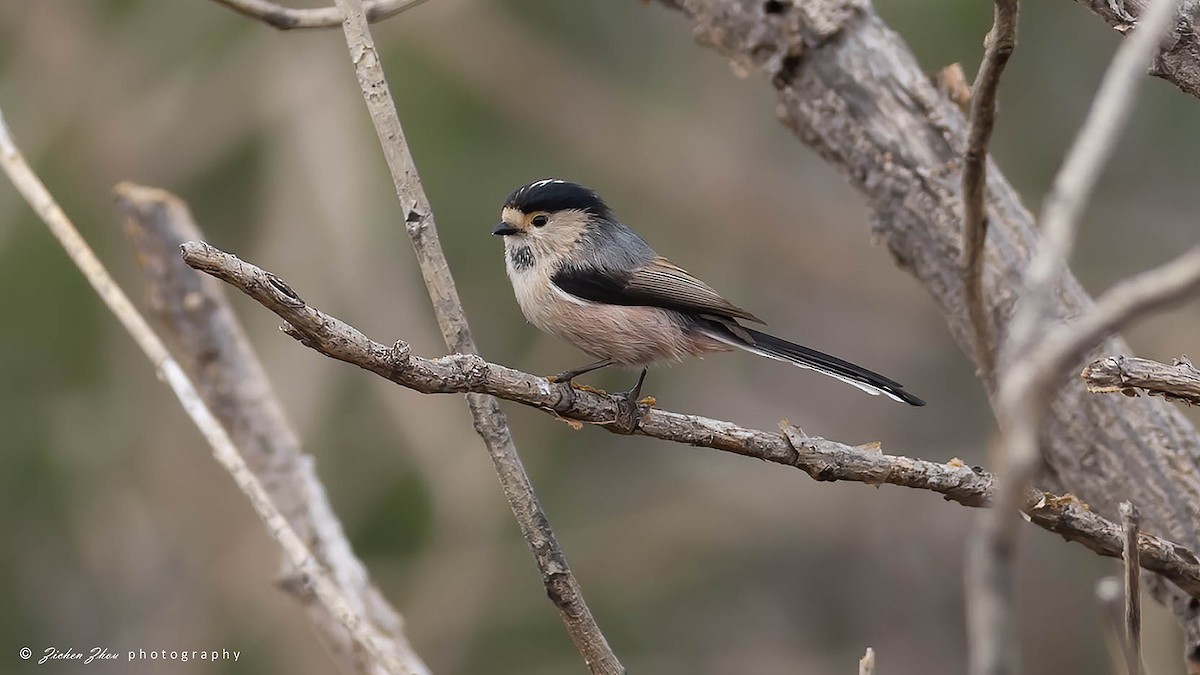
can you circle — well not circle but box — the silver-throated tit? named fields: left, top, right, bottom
left=492, top=179, right=925, bottom=408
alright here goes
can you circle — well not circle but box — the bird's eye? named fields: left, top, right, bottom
left=531, top=214, right=549, bottom=227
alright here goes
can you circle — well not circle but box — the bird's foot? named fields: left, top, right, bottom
left=611, top=391, right=645, bottom=434
left=610, top=368, right=650, bottom=434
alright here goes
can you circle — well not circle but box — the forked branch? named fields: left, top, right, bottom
left=970, top=0, right=1187, bottom=671
left=650, top=0, right=1200, bottom=663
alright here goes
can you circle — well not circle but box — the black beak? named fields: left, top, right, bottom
left=492, top=223, right=519, bottom=236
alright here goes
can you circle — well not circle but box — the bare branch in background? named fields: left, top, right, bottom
left=327, top=0, right=623, bottom=671
left=652, top=0, right=1200, bottom=663
left=208, top=0, right=429, bottom=30
left=973, top=0, right=1188, bottom=669
left=178, top=239, right=1200, bottom=601
left=1012, top=246, right=1200, bottom=400
left=961, top=0, right=1018, bottom=380
left=1098, top=577, right=1131, bottom=670
left=1083, top=355, right=1200, bottom=406
left=859, top=647, right=876, bottom=675
left=114, top=182, right=429, bottom=675
left=1070, top=0, right=1200, bottom=100
left=1122, top=502, right=1144, bottom=675
left=0, top=111, right=414, bottom=675
left=999, top=0, right=1186, bottom=375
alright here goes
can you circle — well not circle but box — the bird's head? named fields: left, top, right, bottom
left=492, top=179, right=614, bottom=254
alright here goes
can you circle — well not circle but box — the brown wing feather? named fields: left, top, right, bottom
left=625, top=257, right=764, bottom=324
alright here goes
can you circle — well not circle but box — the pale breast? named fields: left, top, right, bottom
left=503, top=238, right=730, bottom=365
left=511, top=273, right=722, bottom=366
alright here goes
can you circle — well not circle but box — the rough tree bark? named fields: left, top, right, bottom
left=1071, top=0, right=1200, bottom=100
left=1085, top=355, right=1200, bottom=406
left=654, top=0, right=1200, bottom=660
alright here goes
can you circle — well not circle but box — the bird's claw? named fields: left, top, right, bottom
left=546, top=374, right=607, bottom=395
left=611, top=392, right=644, bottom=434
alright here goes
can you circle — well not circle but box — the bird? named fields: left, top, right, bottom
left=491, top=178, right=925, bottom=416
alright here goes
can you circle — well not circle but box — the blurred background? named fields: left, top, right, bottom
left=3, top=1, right=1199, bottom=673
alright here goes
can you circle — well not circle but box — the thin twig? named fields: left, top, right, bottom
left=1122, top=501, right=1143, bottom=675
left=1098, top=577, right=1129, bottom=671
left=327, top=0, right=623, bottom=671
left=114, top=182, right=429, bottom=675
left=1016, top=247, right=1200, bottom=397
left=208, top=0, right=430, bottom=30
left=859, top=647, right=876, bottom=675
left=178, top=239, right=1200, bottom=600
left=969, top=0, right=1186, bottom=672
left=0, top=110, right=410, bottom=675
left=1083, top=355, right=1200, bottom=406
left=961, top=0, right=1018, bottom=381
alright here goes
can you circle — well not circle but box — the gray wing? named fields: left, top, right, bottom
left=552, top=255, right=764, bottom=324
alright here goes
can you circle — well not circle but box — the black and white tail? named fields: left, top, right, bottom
left=700, top=323, right=925, bottom=406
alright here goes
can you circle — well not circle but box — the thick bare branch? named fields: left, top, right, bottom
left=207, top=0, right=428, bottom=30
left=0, top=110, right=410, bottom=675
left=1083, top=355, right=1200, bottom=406
left=1122, top=502, right=1143, bottom=675
left=974, top=0, right=1187, bottom=668
left=178, top=239, right=1200, bottom=600
left=114, top=182, right=428, bottom=675
left=652, top=0, right=1200, bottom=661
left=328, top=0, right=622, bottom=671
left=961, top=0, right=1018, bottom=380
left=1070, top=0, right=1200, bottom=100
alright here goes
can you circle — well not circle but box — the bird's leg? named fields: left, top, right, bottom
left=548, top=358, right=615, bottom=384
left=612, top=368, right=648, bottom=434
left=626, top=367, right=648, bottom=402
